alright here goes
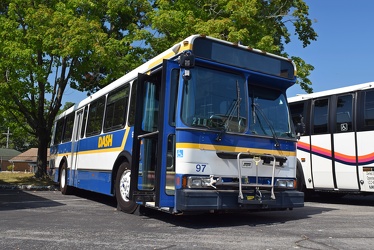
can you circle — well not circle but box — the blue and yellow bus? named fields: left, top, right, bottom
left=50, top=35, right=303, bottom=214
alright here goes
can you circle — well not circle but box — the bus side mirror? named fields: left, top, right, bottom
left=179, top=52, right=195, bottom=81
left=295, top=122, right=305, bottom=139
left=179, top=52, right=195, bottom=69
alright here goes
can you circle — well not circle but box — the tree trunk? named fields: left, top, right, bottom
left=35, top=130, right=49, bottom=178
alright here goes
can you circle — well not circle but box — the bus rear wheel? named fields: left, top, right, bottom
left=115, top=162, right=138, bottom=214
left=60, top=162, right=73, bottom=195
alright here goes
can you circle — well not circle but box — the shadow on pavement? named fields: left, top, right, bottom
left=72, top=188, right=117, bottom=207
left=0, top=190, right=64, bottom=211
left=305, top=192, right=374, bottom=206
left=137, top=205, right=334, bottom=229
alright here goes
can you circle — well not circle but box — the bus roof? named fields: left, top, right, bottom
left=67, top=34, right=295, bottom=112
left=288, top=82, right=374, bottom=103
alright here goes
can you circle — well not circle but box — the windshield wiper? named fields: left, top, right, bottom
left=216, top=81, right=241, bottom=141
left=251, top=103, right=281, bottom=149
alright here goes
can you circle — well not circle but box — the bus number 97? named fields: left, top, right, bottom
left=196, top=164, right=207, bottom=172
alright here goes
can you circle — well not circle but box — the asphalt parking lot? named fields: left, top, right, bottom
left=1, top=189, right=374, bottom=250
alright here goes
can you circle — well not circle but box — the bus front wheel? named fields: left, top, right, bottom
left=115, top=162, right=138, bottom=214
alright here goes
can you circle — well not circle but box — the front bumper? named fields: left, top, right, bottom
left=175, top=189, right=304, bottom=212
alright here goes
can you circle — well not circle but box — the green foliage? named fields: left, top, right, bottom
left=0, top=107, right=38, bottom=151
left=0, top=0, right=153, bottom=177
left=6, top=165, right=14, bottom=172
left=0, top=0, right=317, bottom=177
left=57, top=102, right=75, bottom=116
left=149, top=0, right=317, bottom=93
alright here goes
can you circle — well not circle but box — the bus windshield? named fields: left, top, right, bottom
left=181, top=66, right=247, bottom=133
left=249, top=85, right=294, bottom=138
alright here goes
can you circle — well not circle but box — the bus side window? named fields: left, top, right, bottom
left=169, top=69, right=179, bottom=126
left=289, top=103, right=306, bottom=136
left=62, top=113, right=75, bottom=142
left=336, top=94, right=353, bottom=132
left=86, top=96, right=106, bottom=137
left=54, top=119, right=65, bottom=145
left=312, top=98, right=329, bottom=134
left=104, top=85, right=130, bottom=132
left=364, top=90, right=374, bottom=126
left=128, top=80, right=137, bottom=126
left=80, top=107, right=88, bottom=139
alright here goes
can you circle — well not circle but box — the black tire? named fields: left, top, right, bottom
left=60, top=162, right=73, bottom=195
left=115, top=162, right=138, bottom=213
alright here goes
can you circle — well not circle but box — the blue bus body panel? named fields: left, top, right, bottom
left=52, top=128, right=134, bottom=195
left=75, top=170, right=113, bottom=196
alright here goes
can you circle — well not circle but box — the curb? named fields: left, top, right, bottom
left=0, top=184, right=59, bottom=191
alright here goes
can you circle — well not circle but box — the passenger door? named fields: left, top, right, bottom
left=130, top=60, right=179, bottom=208
left=332, top=94, right=359, bottom=190
left=311, top=94, right=359, bottom=191
left=310, top=98, right=335, bottom=189
left=70, top=108, right=85, bottom=186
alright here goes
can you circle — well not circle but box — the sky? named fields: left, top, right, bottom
left=286, top=0, right=374, bottom=97
left=61, top=0, right=374, bottom=104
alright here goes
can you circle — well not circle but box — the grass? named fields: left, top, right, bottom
left=0, top=171, right=57, bottom=186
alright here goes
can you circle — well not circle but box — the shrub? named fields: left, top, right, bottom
left=7, top=165, right=14, bottom=172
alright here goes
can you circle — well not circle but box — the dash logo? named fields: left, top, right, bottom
left=98, top=134, right=113, bottom=148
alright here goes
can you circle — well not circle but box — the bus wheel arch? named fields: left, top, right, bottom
left=59, top=158, right=73, bottom=195
left=296, top=160, right=306, bottom=193
left=111, top=151, right=132, bottom=195
left=115, top=161, right=138, bottom=214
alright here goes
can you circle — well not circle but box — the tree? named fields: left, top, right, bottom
left=149, top=0, right=317, bottom=93
left=0, top=0, right=153, bottom=177
left=57, top=102, right=75, bottom=116
left=0, top=0, right=317, bottom=178
left=0, top=103, right=38, bottom=151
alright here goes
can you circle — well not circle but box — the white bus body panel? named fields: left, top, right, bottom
left=310, top=134, right=334, bottom=189
left=175, top=148, right=296, bottom=178
left=357, top=131, right=374, bottom=192
left=333, top=132, right=359, bottom=190
left=297, top=137, right=314, bottom=189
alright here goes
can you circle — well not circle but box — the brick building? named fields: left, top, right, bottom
left=9, top=148, right=50, bottom=173
left=0, top=148, right=22, bottom=171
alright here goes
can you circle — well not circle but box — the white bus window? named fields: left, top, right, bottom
left=313, top=98, right=329, bottom=134
left=290, top=102, right=307, bottom=136
left=336, top=95, right=353, bottom=132
left=364, top=90, right=374, bottom=126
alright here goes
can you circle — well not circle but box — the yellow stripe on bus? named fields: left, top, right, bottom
left=176, top=143, right=296, bottom=156
left=56, top=127, right=132, bottom=157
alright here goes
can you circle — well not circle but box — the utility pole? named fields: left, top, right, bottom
left=2, top=127, right=12, bottom=148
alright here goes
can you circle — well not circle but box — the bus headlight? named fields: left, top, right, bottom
left=275, top=179, right=295, bottom=189
left=186, top=176, right=211, bottom=188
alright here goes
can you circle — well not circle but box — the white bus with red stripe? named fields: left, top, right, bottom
left=288, top=82, right=374, bottom=194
